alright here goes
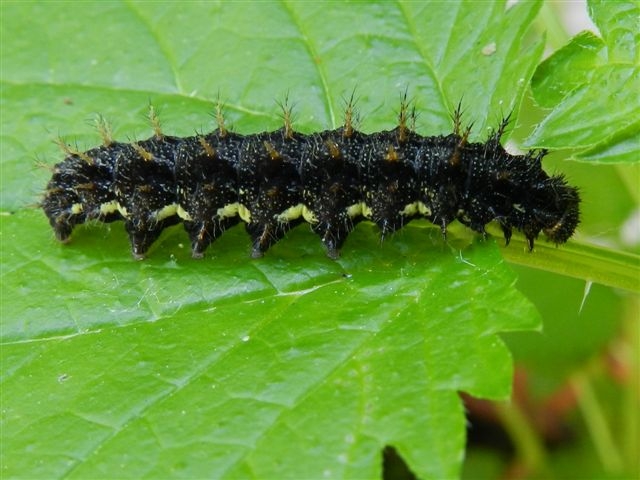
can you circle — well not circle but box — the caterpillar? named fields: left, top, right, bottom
left=41, top=97, right=580, bottom=260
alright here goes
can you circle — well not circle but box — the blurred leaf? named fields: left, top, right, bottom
left=1, top=1, right=549, bottom=478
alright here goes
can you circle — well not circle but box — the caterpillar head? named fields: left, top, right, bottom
left=537, top=175, right=581, bottom=245
left=542, top=176, right=580, bottom=244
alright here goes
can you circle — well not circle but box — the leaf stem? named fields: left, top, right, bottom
left=571, top=370, right=624, bottom=474
left=492, top=229, right=640, bottom=293
left=621, top=301, right=640, bottom=472
left=495, top=401, right=548, bottom=475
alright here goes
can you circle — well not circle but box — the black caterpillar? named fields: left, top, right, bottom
left=41, top=97, right=580, bottom=260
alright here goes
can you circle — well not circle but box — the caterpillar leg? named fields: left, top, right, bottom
left=312, top=218, right=360, bottom=260
left=245, top=219, right=302, bottom=258
left=500, top=223, right=513, bottom=246
left=183, top=217, right=239, bottom=259
left=51, top=215, right=77, bottom=243
left=125, top=217, right=180, bottom=260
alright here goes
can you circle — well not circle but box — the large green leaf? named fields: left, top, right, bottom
left=526, top=0, right=640, bottom=162
left=1, top=2, right=544, bottom=478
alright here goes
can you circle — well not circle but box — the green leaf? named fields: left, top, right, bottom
left=575, top=119, right=640, bottom=164
left=528, top=64, right=639, bottom=148
left=526, top=0, right=640, bottom=162
left=531, top=31, right=606, bottom=108
left=588, top=0, right=639, bottom=63
left=2, top=211, right=541, bottom=479
left=1, top=2, right=546, bottom=478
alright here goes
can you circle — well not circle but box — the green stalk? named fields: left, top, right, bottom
left=572, top=371, right=624, bottom=473
left=495, top=401, right=548, bottom=475
left=621, top=302, right=640, bottom=472
left=492, top=229, right=640, bottom=293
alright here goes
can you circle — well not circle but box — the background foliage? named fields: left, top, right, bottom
left=1, top=1, right=638, bottom=479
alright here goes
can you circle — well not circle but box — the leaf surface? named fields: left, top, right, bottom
left=527, top=0, right=640, bottom=162
left=1, top=2, right=543, bottom=478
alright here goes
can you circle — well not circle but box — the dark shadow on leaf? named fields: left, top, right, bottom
left=382, top=445, right=417, bottom=480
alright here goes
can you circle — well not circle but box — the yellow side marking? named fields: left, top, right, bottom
left=276, top=204, right=303, bottom=223
left=99, top=201, right=119, bottom=215
left=417, top=201, right=431, bottom=216
left=238, top=204, right=252, bottom=223
left=400, top=202, right=419, bottom=216
left=217, top=202, right=239, bottom=219
left=346, top=202, right=364, bottom=218
left=176, top=205, right=193, bottom=221
left=117, top=203, right=129, bottom=218
left=302, top=206, right=318, bottom=224
left=155, top=203, right=177, bottom=221
left=361, top=202, right=372, bottom=219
